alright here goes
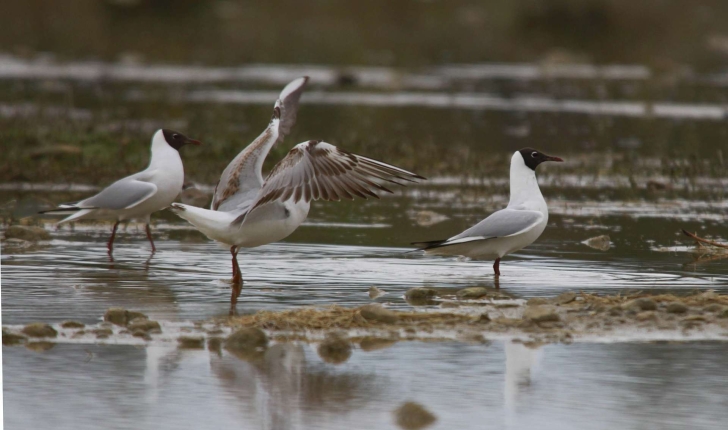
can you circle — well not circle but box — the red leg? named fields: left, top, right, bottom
left=493, top=258, right=501, bottom=277
left=230, top=246, right=243, bottom=306
left=145, top=223, right=156, bottom=253
left=230, top=246, right=238, bottom=279
left=107, top=221, right=120, bottom=255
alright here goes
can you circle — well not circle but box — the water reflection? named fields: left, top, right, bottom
left=5, top=340, right=728, bottom=429
left=504, top=341, right=542, bottom=417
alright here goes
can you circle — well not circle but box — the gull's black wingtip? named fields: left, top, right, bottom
left=410, top=239, right=447, bottom=250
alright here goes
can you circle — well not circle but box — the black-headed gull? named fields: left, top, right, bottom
left=41, top=129, right=201, bottom=253
left=413, top=148, right=562, bottom=278
left=169, top=77, right=424, bottom=306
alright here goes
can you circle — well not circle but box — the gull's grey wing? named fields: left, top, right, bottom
left=236, top=140, right=425, bottom=225
left=78, top=178, right=158, bottom=210
left=450, top=209, right=543, bottom=241
left=414, top=209, right=543, bottom=250
left=211, top=77, right=308, bottom=212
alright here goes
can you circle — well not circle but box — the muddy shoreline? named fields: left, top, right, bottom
left=5, top=290, right=728, bottom=354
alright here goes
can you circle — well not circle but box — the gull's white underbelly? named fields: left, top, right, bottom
left=234, top=200, right=310, bottom=248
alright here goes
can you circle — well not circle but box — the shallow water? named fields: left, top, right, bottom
left=4, top=340, right=728, bottom=430
left=4, top=180, right=728, bottom=428
left=5, top=48, right=728, bottom=428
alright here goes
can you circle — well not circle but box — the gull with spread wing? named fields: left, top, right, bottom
left=41, top=129, right=201, bottom=254
left=169, top=77, right=424, bottom=306
left=413, top=148, right=562, bottom=279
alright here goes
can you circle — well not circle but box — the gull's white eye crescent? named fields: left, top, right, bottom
left=531, top=151, right=538, bottom=158
left=173, top=134, right=180, bottom=139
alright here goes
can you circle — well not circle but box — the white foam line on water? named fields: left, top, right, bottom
left=434, top=63, right=652, bottom=80
left=5, top=321, right=728, bottom=347
left=0, top=55, right=651, bottom=86
left=185, top=89, right=728, bottom=120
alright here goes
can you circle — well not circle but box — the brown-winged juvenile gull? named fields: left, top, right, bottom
left=169, top=77, right=424, bottom=307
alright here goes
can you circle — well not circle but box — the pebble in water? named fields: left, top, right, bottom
left=22, top=323, right=57, bottom=338
left=394, top=402, right=437, bottom=430
left=317, top=333, right=352, bottom=364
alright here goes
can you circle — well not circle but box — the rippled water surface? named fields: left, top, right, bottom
left=5, top=21, right=728, bottom=423
left=4, top=180, right=728, bottom=429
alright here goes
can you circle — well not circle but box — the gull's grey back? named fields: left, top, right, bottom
left=451, top=209, right=543, bottom=241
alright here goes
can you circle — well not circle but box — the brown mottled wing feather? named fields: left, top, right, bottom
left=245, top=140, right=424, bottom=215
left=211, top=77, right=308, bottom=212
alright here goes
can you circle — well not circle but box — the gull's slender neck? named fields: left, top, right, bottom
left=148, top=129, right=183, bottom=171
left=507, top=151, right=544, bottom=210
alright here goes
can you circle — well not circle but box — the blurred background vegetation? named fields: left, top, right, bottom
left=2, top=0, right=728, bottom=186
left=4, top=0, right=728, bottom=69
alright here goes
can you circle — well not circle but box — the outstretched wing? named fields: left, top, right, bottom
left=238, top=140, right=424, bottom=223
left=413, top=209, right=543, bottom=250
left=211, top=76, right=308, bottom=212
left=80, top=178, right=158, bottom=210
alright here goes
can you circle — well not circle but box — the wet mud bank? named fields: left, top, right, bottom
left=4, top=290, right=728, bottom=354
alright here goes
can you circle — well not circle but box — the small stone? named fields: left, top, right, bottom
left=178, top=336, right=205, bottom=349
left=456, top=287, right=488, bottom=300
left=22, top=323, right=57, bottom=338
left=4, top=225, right=51, bottom=241
left=394, top=402, right=437, bottom=430
left=582, top=235, right=611, bottom=251
left=104, top=308, right=129, bottom=326
left=92, top=328, right=113, bottom=338
left=360, top=304, right=399, bottom=323
left=522, top=306, right=560, bottom=323
left=622, top=298, right=657, bottom=312
left=553, top=292, right=577, bottom=305
left=666, top=302, right=688, bottom=314
left=225, top=327, right=268, bottom=352
left=132, top=330, right=151, bottom=340
left=128, top=320, right=161, bottom=334
left=369, top=286, right=385, bottom=299
left=526, top=297, right=550, bottom=306
left=3, top=328, right=27, bottom=345
left=318, top=333, right=352, bottom=364
left=60, top=321, right=85, bottom=329
left=405, top=288, right=438, bottom=305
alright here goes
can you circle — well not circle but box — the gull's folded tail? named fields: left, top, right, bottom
left=169, top=203, right=238, bottom=241
left=39, top=204, right=95, bottom=224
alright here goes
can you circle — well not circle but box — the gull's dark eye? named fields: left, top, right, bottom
left=531, top=151, right=538, bottom=158
left=173, top=134, right=180, bottom=139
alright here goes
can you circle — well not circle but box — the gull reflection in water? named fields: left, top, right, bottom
left=504, top=341, right=544, bottom=424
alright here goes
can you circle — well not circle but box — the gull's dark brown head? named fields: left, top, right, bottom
left=518, top=148, right=563, bottom=171
left=162, top=129, right=202, bottom=151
